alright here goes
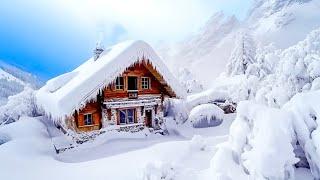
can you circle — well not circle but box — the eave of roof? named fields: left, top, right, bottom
left=36, top=40, right=186, bottom=118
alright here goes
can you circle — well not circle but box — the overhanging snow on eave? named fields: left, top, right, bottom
left=36, top=40, right=186, bottom=121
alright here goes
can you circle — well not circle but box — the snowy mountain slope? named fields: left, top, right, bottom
left=0, top=60, right=42, bottom=105
left=177, top=12, right=240, bottom=61
left=160, top=0, right=320, bottom=88
left=247, top=0, right=320, bottom=48
left=160, top=12, right=240, bottom=87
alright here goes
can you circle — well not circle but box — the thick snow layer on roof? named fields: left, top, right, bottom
left=36, top=40, right=185, bottom=118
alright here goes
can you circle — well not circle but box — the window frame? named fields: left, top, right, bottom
left=115, top=76, right=124, bottom=90
left=118, top=109, right=135, bottom=125
left=141, top=77, right=150, bottom=89
left=83, top=113, right=93, bottom=126
left=127, top=109, right=134, bottom=124
left=119, top=110, right=127, bottom=124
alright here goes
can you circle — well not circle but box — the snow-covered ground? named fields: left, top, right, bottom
left=0, top=113, right=313, bottom=180
left=1, top=1, right=319, bottom=179
left=0, top=113, right=235, bottom=180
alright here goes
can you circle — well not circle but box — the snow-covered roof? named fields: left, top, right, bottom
left=36, top=40, right=186, bottom=118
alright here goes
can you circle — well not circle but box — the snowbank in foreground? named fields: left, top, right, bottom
left=0, top=115, right=231, bottom=180
left=283, top=90, right=320, bottom=178
left=0, top=116, right=53, bottom=160
left=211, top=101, right=298, bottom=179
left=210, top=89, right=320, bottom=179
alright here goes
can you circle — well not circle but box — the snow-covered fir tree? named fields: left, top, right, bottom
left=226, top=30, right=256, bottom=76
left=177, top=68, right=204, bottom=94
left=245, top=43, right=280, bottom=79
left=0, top=87, right=38, bottom=125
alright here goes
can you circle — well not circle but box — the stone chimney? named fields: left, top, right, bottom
left=93, top=31, right=104, bottom=61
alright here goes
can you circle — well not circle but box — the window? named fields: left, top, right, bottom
left=84, top=113, right=93, bottom=126
left=141, top=77, right=150, bottom=89
left=119, top=109, right=135, bottom=124
left=127, top=109, right=134, bottom=123
left=115, top=77, right=124, bottom=90
left=119, top=110, right=126, bottom=124
left=128, top=76, right=138, bottom=90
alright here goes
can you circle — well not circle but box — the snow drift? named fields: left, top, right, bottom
left=0, top=87, right=38, bottom=125
left=188, top=104, right=224, bottom=128
left=211, top=88, right=320, bottom=179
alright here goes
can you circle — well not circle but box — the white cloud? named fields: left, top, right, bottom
left=54, top=0, right=251, bottom=44
left=10, top=0, right=248, bottom=46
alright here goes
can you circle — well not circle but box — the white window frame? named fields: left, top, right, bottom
left=84, top=113, right=93, bottom=126
left=141, top=77, right=150, bottom=89
left=115, top=76, right=124, bottom=90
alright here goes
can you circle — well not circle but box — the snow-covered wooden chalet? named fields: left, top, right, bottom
left=36, top=40, right=185, bottom=133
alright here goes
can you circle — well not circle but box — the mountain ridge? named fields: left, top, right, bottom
left=160, top=0, right=320, bottom=88
left=0, top=60, right=42, bottom=105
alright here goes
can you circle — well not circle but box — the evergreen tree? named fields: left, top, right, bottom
left=226, top=30, right=256, bottom=76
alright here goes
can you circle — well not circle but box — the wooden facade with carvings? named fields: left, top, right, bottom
left=72, top=61, right=176, bottom=132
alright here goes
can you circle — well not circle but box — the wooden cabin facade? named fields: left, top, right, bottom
left=37, top=40, right=184, bottom=135
left=70, top=61, right=176, bottom=132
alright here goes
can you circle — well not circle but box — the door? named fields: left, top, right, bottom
left=145, top=109, right=152, bottom=127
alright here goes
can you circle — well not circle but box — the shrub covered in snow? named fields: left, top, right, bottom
left=211, top=90, right=320, bottom=179
left=226, top=75, right=260, bottom=102
left=186, top=89, right=229, bottom=108
left=257, top=28, right=320, bottom=107
left=164, top=98, right=189, bottom=124
left=188, top=104, right=224, bottom=128
left=283, top=91, right=320, bottom=178
left=211, top=101, right=299, bottom=179
left=0, top=87, right=38, bottom=125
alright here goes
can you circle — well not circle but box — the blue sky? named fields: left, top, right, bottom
left=0, top=0, right=252, bottom=80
